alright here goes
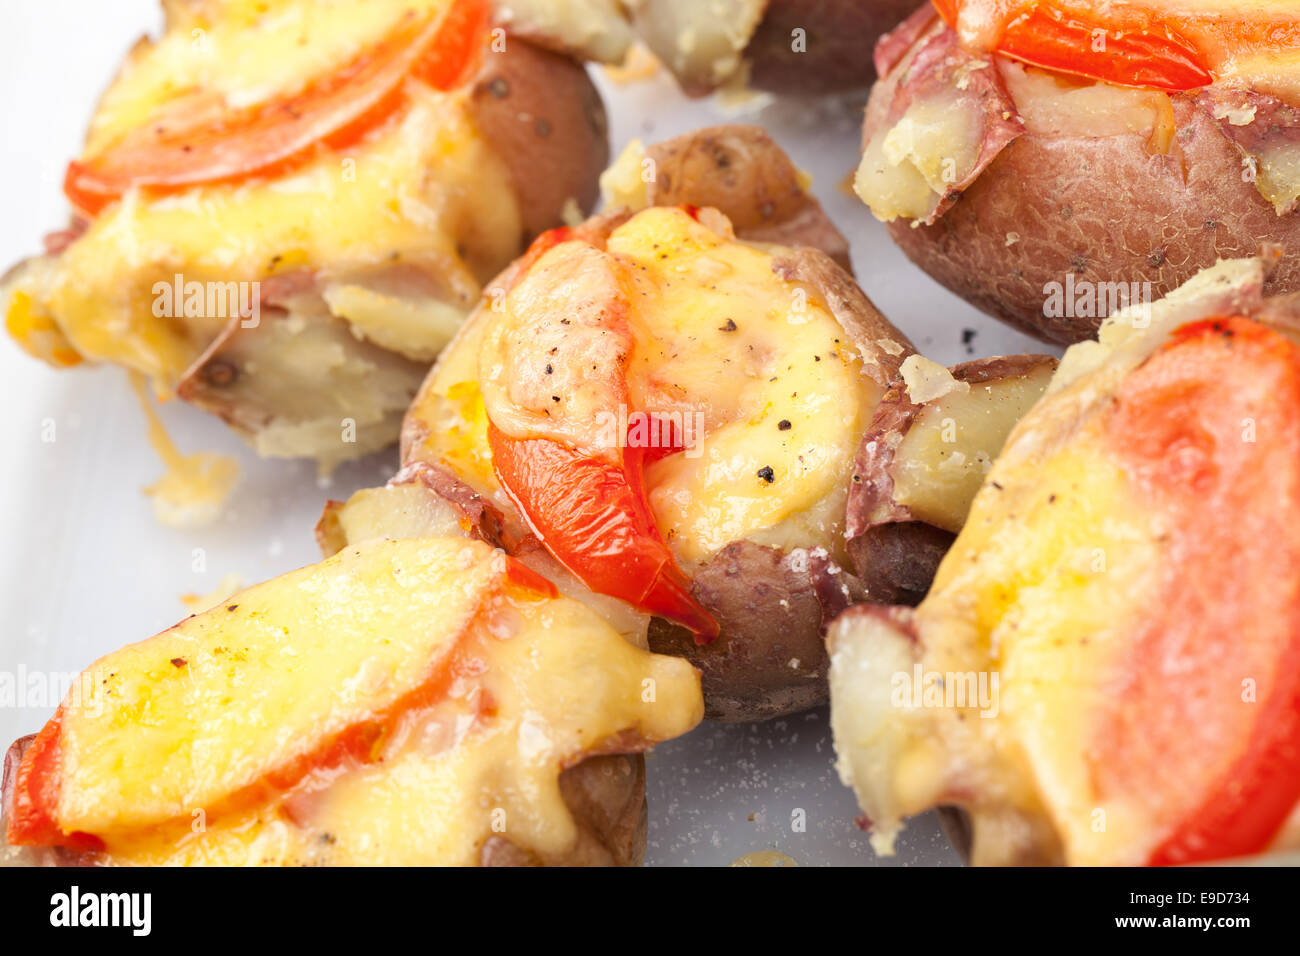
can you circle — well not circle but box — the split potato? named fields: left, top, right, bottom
left=398, top=126, right=1047, bottom=722
left=2, top=536, right=702, bottom=866
left=855, top=3, right=1300, bottom=344
left=3, top=0, right=608, bottom=469
left=830, top=256, right=1300, bottom=865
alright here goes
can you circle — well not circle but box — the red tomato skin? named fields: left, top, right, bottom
left=489, top=426, right=718, bottom=641
left=1099, top=317, right=1300, bottom=865
left=64, top=0, right=490, bottom=217
left=931, top=0, right=1213, bottom=91
left=6, top=707, right=65, bottom=846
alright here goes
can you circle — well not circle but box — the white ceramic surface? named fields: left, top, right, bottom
left=0, top=1, right=1055, bottom=866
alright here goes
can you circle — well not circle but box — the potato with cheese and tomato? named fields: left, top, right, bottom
left=498, top=0, right=921, bottom=95
left=830, top=256, right=1300, bottom=865
left=855, top=1, right=1300, bottom=344
left=1, top=534, right=703, bottom=866
left=399, top=126, right=1052, bottom=721
left=3, top=0, right=608, bottom=468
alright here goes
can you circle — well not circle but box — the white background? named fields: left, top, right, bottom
left=0, top=1, right=1049, bottom=864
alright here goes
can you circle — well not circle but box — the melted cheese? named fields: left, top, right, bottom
left=411, top=206, right=878, bottom=566
left=5, top=0, right=521, bottom=406
left=49, top=537, right=702, bottom=865
left=612, top=209, right=874, bottom=565
left=129, top=371, right=239, bottom=528
left=87, top=0, right=453, bottom=154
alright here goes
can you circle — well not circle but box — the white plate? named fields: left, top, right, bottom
left=0, top=1, right=1054, bottom=866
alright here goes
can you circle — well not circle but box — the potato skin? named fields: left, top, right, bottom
left=745, top=0, right=924, bottom=94
left=644, top=126, right=853, bottom=271
left=481, top=754, right=648, bottom=866
left=649, top=541, right=865, bottom=722
left=886, top=93, right=1300, bottom=345
left=469, top=36, right=609, bottom=238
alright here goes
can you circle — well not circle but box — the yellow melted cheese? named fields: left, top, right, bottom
left=87, top=0, right=453, bottom=155
left=409, top=207, right=878, bottom=567
left=50, top=537, right=702, bottom=865
left=832, top=379, right=1170, bottom=863
left=5, top=0, right=521, bottom=394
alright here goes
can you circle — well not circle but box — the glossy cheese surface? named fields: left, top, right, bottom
left=39, top=536, right=702, bottom=865
left=411, top=207, right=878, bottom=566
left=5, top=0, right=520, bottom=388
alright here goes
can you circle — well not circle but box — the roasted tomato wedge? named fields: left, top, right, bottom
left=1099, top=317, right=1300, bottom=864
left=932, top=0, right=1213, bottom=91
left=65, top=0, right=489, bottom=216
left=489, top=427, right=718, bottom=641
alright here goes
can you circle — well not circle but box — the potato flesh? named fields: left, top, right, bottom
left=890, top=361, right=1056, bottom=534
left=318, top=483, right=468, bottom=558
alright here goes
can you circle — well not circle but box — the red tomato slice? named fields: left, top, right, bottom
left=489, top=426, right=719, bottom=641
left=1098, top=317, right=1300, bottom=865
left=65, top=0, right=489, bottom=217
left=6, top=577, right=517, bottom=849
left=932, top=0, right=1213, bottom=91
left=6, top=707, right=67, bottom=847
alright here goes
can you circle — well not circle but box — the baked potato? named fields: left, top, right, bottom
left=3, top=0, right=608, bottom=469
left=499, top=0, right=921, bottom=95
left=829, top=256, right=1300, bottom=865
left=397, top=125, right=1051, bottom=722
left=854, top=1, right=1300, bottom=344
left=1, top=535, right=702, bottom=866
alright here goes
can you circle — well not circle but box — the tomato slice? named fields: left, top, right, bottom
left=7, top=616, right=502, bottom=850
left=65, top=0, right=489, bottom=217
left=489, top=426, right=718, bottom=641
left=1098, top=317, right=1300, bottom=865
left=931, top=0, right=1213, bottom=91
left=6, top=707, right=66, bottom=847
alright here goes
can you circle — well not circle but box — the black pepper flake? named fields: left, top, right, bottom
left=227, top=604, right=238, bottom=611
left=757, top=466, right=775, bottom=484
left=544, top=363, right=553, bottom=374
left=170, top=658, right=187, bottom=668
left=778, top=420, right=791, bottom=431
left=961, top=328, right=977, bottom=355
left=719, top=318, right=737, bottom=332
left=991, top=481, right=1004, bottom=491
left=551, top=395, right=561, bottom=403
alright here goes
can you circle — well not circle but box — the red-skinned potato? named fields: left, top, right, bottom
left=403, top=126, right=910, bottom=720
left=855, top=4, right=1300, bottom=345
left=1, top=536, right=702, bottom=866
left=399, top=125, right=1048, bottom=721
left=3, top=0, right=608, bottom=470
left=829, top=256, right=1300, bottom=866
